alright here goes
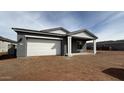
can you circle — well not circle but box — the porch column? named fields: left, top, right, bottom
left=93, top=39, right=96, bottom=55
left=68, top=36, right=72, bottom=56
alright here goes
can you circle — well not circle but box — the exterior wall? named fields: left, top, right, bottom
left=72, top=32, right=94, bottom=39
left=17, top=32, right=66, bottom=57
left=17, top=33, right=27, bottom=57
left=48, top=30, right=67, bottom=34
left=16, top=32, right=92, bottom=57
left=61, top=37, right=67, bottom=55
left=72, top=39, right=86, bottom=53
left=3, top=42, right=9, bottom=52
left=0, top=40, right=10, bottom=53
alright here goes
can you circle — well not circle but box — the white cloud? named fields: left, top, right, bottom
left=0, top=11, right=87, bottom=40
left=0, top=12, right=59, bottom=40
left=94, top=12, right=124, bottom=41
left=0, top=11, right=124, bottom=41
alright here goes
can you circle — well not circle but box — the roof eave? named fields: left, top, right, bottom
left=39, top=27, right=70, bottom=33
left=0, top=36, right=17, bottom=43
left=68, top=29, right=98, bottom=39
left=12, top=28, right=66, bottom=37
left=84, top=30, right=98, bottom=39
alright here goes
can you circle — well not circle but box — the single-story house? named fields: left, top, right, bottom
left=0, top=36, right=16, bottom=55
left=12, top=27, right=98, bottom=57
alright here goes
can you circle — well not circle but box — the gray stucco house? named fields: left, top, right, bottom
left=12, top=27, right=98, bottom=57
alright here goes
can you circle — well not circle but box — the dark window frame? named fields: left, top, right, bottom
left=76, top=41, right=83, bottom=50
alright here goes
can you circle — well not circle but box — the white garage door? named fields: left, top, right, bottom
left=27, top=38, right=61, bottom=56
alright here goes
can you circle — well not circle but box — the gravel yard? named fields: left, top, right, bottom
left=0, top=51, right=124, bottom=81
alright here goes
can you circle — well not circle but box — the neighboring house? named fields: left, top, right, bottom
left=87, top=40, right=124, bottom=51
left=12, top=27, right=98, bottom=57
left=0, top=36, right=16, bottom=55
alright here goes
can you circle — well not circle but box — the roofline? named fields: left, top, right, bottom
left=12, top=28, right=39, bottom=32
left=71, top=36, right=95, bottom=40
left=12, top=27, right=67, bottom=37
left=68, top=29, right=86, bottom=35
left=40, top=27, right=70, bottom=33
left=0, top=36, right=17, bottom=43
left=85, top=29, right=98, bottom=39
left=68, top=29, right=98, bottom=39
left=12, top=27, right=98, bottom=39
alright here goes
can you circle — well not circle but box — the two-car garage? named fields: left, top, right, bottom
left=27, top=38, right=61, bottom=56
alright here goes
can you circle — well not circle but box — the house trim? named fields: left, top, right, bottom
left=40, top=27, right=70, bottom=33
left=25, top=35, right=63, bottom=40
left=68, top=29, right=98, bottom=39
left=12, top=27, right=67, bottom=37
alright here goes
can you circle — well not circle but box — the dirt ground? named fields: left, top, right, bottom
left=0, top=51, right=124, bottom=81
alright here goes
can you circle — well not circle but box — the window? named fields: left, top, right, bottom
left=77, top=41, right=82, bottom=49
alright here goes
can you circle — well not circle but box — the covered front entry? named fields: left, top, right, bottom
left=72, top=38, right=87, bottom=53
left=66, top=29, right=97, bottom=56
left=67, top=36, right=97, bottom=56
left=27, top=38, right=61, bottom=56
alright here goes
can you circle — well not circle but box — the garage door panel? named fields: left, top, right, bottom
left=27, top=39, right=61, bottom=56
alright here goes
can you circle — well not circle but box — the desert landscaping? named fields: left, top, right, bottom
left=0, top=51, right=124, bottom=81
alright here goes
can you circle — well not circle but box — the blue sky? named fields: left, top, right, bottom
left=0, top=11, right=124, bottom=41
